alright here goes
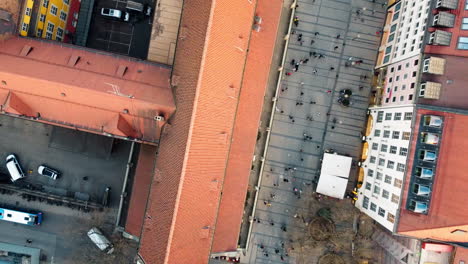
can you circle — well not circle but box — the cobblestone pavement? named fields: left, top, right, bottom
left=243, top=0, right=387, bottom=263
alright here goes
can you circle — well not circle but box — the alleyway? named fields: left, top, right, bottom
left=243, top=0, right=387, bottom=263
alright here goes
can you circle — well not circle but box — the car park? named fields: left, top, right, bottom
left=101, top=8, right=130, bottom=22
left=6, top=154, right=25, bottom=182
left=38, top=165, right=59, bottom=180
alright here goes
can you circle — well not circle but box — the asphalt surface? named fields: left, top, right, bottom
left=0, top=115, right=137, bottom=263
left=243, top=0, right=387, bottom=263
left=87, top=0, right=154, bottom=58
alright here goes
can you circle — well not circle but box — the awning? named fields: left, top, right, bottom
left=365, top=115, right=373, bottom=136
left=316, top=153, right=352, bottom=199
left=361, top=142, right=369, bottom=161
left=357, top=167, right=364, bottom=188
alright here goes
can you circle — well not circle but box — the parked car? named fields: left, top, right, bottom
left=101, top=8, right=129, bottom=22
left=6, top=154, right=25, bottom=182
left=87, top=227, right=114, bottom=254
left=38, top=165, right=59, bottom=180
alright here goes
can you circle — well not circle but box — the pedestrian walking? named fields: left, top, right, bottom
left=290, top=59, right=296, bottom=66
left=304, top=58, right=309, bottom=64
left=314, top=31, right=319, bottom=36
left=326, top=90, right=332, bottom=94
left=285, top=72, right=292, bottom=76
left=26, top=239, right=32, bottom=244
left=311, top=39, right=315, bottom=45
left=334, top=45, right=339, bottom=51
left=336, top=34, right=341, bottom=39
left=318, top=54, right=324, bottom=59
left=312, top=68, right=317, bottom=75
left=298, top=33, right=302, bottom=41
left=330, top=66, right=335, bottom=71
left=293, top=16, right=299, bottom=27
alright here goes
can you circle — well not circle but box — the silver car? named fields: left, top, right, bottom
left=101, top=8, right=130, bottom=22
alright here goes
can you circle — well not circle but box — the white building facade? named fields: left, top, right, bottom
left=376, top=0, right=431, bottom=68
left=356, top=105, right=415, bottom=231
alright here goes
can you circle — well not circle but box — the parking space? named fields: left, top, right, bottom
left=0, top=115, right=139, bottom=262
left=86, top=0, right=154, bottom=59
left=0, top=115, right=132, bottom=207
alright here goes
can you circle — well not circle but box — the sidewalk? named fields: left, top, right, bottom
left=243, top=0, right=387, bottom=262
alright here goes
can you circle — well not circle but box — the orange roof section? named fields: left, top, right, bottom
left=454, top=247, right=468, bottom=263
left=398, top=108, right=468, bottom=242
left=211, top=0, right=283, bottom=253
left=137, top=0, right=287, bottom=262
left=0, top=37, right=175, bottom=143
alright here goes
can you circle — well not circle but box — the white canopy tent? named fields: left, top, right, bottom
left=316, top=153, right=352, bottom=199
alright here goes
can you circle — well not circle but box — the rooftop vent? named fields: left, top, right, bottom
left=20, top=45, right=33, bottom=57
left=432, top=12, right=455, bottom=27
left=422, top=57, right=446, bottom=75
left=67, top=55, right=81, bottom=67
left=435, top=0, right=458, bottom=10
left=427, top=30, right=452, bottom=46
left=408, top=200, right=428, bottom=214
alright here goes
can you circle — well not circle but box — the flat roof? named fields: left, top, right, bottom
left=316, top=153, right=352, bottom=199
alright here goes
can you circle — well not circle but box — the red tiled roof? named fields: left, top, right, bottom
left=138, top=0, right=263, bottom=262
left=211, top=0, right=283, bottom=253
left=0, top=37, right=175, bottom=143
left=125, top=145, right=157, bottom=238
left=398, top=108, right=468, bottom=241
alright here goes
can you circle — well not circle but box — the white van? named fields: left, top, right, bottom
left=6, top=154, right=25, bottom=182
left=87, top=227, right=114, bottom=254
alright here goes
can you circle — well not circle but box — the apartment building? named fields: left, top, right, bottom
left=356, top=106, right=414, bottom=231
left=376, top=0, right=431, bottom=68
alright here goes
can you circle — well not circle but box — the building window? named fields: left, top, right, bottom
left=394, top=113, right=402, bottom=120
left=60, top=11, right=67, bottom=21
left=466, top=0, right=468, bottom=10
left=392, top=131, right=400, bottom=139
left=370, top=202, right=377, bottom=212
left=383, top=130, right=390, bottom=138
left=370, top=156, right=376, bottom=164
left=63, top=0, right=69, bottom=4
left=36, top=29, right=43, bottom=37
left=43, top=0, right=49, bottom=8
left=394, top=179, right=402, bottom=188
left=45, top=32, right=52, bottom=39
left=377, top=111, right=384, bottom=122
left=402, top=132, right=411, bottom=140
left=399, top=147, right=408, bottom=156
left=372, top=143, right=378, bottom=150
left=374, top=129, right=381, bottom=137
left=387, top=160, right=395, bottom=169
left=25, top=7, right=31, bottom=16
left=404, top=112, right=412, bottom=120
left=40, top=14, right=46, bottom=22
left=376, top=172, right=383, bottom=180
left=384, top=175, right=392, bottom=184
left=365, top=183, right=372, bottom=190
left=408, top=94, right=413, bottom=101
left=56, top=27, right=64, bottom=41
left=50, top=5, right=58, bottom=16
left=389, top=146, right=397, bottom=154
left=363, top=196, right=370, bottom=209
left=378, top=158, right=385, bottom=166
left=414, top=59, right=419, bottom=65
left=380, top=144, right=388, bottom=152
left=368, top=169, right=374, bottom=177
left=46, top=22, right=54, bottom=33
left=391, top=193, right=399, bottom=203
left=458, top=37, right=468, bottom=50
left=378, top=207, right=386, bottom=217
left=21, top=23, right=28, bottom=32
left=389, top=77, right=393, bottom=83
left=387, top=213, right=395, bottom=223
left=396, top=163, right=405, bottom=172
left=385, top=113, right=392, bottom=120
left=462, top=18, right=468, bottom=30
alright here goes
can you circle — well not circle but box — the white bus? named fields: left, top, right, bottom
left=0, top=207, right=43, bottom=225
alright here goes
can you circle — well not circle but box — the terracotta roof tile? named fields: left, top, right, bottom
left=211, top=0, right=283, bottom=253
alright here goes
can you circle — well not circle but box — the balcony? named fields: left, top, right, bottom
left=435, top=0, right=459, bottom=10
left=427, top=30, right=452, bottom=46
left=432, top=12, right=456, bottom=27
left=422, top=57, right=446, bottom=75
left=419, top=82, right=441, bottom=99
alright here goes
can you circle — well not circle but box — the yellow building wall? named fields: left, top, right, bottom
left=20, top=0, right=35, bottom=36
left=36, top=0, right=70, bottom=41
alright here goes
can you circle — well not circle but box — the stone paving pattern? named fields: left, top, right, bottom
left=243, top=0, right=387, bottom=263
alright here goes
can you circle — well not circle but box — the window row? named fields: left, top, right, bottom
left=373, top=130, right=411, bottom=141
left=362, top=196, right=397, bottom=223
left=376, top=111, right=412, bottom=122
